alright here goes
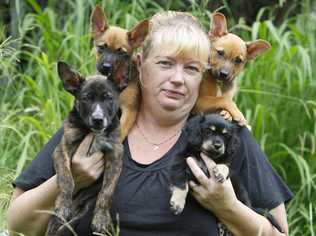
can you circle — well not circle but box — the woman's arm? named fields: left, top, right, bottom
left=8, top=176, right=59, bottom=236
left=187, top=155, right=289, bottom=236
left=8, top=134, right=105, bottom=236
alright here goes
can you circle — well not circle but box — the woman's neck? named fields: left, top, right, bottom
left=137, top=103, right=188, bottom=137
left=128, top=107, right=186, bottom=165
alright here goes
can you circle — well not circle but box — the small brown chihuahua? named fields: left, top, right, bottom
left=193, top=12, right=271, bottom=126
left=91, top=6, right=148, bottom=141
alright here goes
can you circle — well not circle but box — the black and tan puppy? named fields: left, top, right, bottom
left=193, top=13, right=271, bottom=126
left=91, top=6, right=149, bottom=141
left=46, top=62, right=123, bottom=235
left=168, top=114, right=284, bottom=233
left=169, top=114, right=242, bottom=215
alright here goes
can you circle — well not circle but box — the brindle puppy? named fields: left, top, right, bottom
left=46, top=62, right=123, bottom=235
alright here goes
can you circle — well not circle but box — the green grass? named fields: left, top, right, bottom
left=0, top=0, right=315, bottom=234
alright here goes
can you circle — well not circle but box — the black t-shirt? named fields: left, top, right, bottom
left=13, top=127, right=293, bottom=236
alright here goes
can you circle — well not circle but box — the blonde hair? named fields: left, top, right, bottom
left=140, top=11, right=210, bottom=65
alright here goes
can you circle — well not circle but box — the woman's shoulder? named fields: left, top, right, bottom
left=12, top=127, right=63, bottom=190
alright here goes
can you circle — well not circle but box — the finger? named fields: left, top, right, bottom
left=186, top=157, right=209, bottom=186
left=200, top=153, right=216, bottom=173
left=93, top=163, right=106, bottom=179
left=189, top=180, right=199, bottom=190
left=75, top=133, right=95, bottom=157
left=89, top=152, right=104, bottom=164
left=94, top=157, right=105, bottom=170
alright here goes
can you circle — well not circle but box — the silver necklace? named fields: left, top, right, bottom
left=136, top=121, right=181, bottom=151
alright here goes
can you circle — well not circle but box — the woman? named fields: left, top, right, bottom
left=7, top=11, right=292, bottom=236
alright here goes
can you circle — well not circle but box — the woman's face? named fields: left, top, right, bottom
left=139, top=49, right=205, bottom=115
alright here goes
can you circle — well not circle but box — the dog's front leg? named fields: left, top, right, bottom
left=119, top=79, right=140, bottom=142
left=195, top=96, right=247, bottom=126
left=46, top=138, right=75, bottom=235
left=169, top=154, right=189, bottom=215
left=91, top=142, right=123, bottom=235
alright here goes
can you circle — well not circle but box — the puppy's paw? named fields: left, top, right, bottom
left=212, top=164, right=230, bottom=183
left=170, top=185, right=188, bottom=215
left=92, top=210, right=113, bottom=235
left=221, top=101, right=248, bottom=127
left=219, top=110, right=233, bottom=122
left=55, top=203, right=72, bottom=222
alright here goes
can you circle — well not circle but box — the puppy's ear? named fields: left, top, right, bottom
left=246, top=39, right=271, bottom=60
left=110, top=60, right=131, bottom=92
left=209, top=12, right=228, bottom=38
left=57, top=61, right=85, bottom=95
left=127, top=19, right=149, bottom=48
left=91, top=5, right=108, bottom=39
left=226, top=127, right=240, bottom=157
left=183, top=115, right=205, bottom=148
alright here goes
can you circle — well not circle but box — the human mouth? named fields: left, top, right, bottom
left=163, top=89, right=185, bottom=99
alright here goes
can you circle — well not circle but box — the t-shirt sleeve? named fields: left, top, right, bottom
left=13, top=127, right=64, bottom=191
left=233, top=128, right=293, bottom=210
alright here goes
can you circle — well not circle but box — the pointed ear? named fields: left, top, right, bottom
left=209, top=12, right=228, bottom=38
left=127, top=19, right=149, bottom=48
left=57, top=61, right=85, bottom=95
left=91, top=5, right=108, bottom=39
left=246, top=39, right=271, bottom=60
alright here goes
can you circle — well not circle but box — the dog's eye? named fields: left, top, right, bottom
left=81, top=94, right=93, bottom=101
left=217, top=50, right=225, bottom=57
left=208, top=125, right=216, bottom=131
left=117, top=48, right=127, bottom=53
left=234, top=57, right=243, bottom=64
left=222, top=128, right=228, bottom=134
left=97, top=44, right=107, bottom=51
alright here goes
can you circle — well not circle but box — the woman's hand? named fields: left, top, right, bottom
left=186, top=153, right=237, bottom=213
left=71, top=133, right=105, bottom=192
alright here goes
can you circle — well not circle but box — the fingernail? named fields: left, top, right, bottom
left=186, top=157, right=192, bottom=164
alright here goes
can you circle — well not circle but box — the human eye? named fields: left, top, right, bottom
left=156, top=59, right=173, bottom=68
left=185, top=65, right=200, bottom=73
left=184, top=63, right=202, bottom=76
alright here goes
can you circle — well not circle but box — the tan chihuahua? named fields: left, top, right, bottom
left=193, top=12, right=271, bottom=126
left=91, top=6, right=148, bottom=141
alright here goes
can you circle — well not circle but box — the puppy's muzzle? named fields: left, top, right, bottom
left=219, top=69, right=229, bottom=80
left=99, top=62, right=113, bottom=76
left=90, top=105, right=108, bottom=131
left=201, top=139, right=225, bottom=159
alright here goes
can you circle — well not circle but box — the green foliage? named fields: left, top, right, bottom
left=0, top=0, right=315, bottom=234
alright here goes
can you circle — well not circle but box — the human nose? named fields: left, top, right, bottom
left=169, top=65, right=185, bottom=85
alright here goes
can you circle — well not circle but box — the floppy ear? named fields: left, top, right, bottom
left=57, top=61, right=85, bottom=95
left=209, top=12, right=228, bottom=38
left=127, top=19, right=149, bottom=48
left=246, top=39, right=271, bottom=60
left=91, top=5, right=109, bottom=39
left=183, top=115, right=205, bottom=148
left=226, top=127, right=241, bottom=157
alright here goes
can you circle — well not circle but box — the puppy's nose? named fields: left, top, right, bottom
left=92, top=117, right=103, bottom=126
left=101, top=62, right=113, bottom=75
left=213, top=140, right=223, bottom=150
left=219, top=70, right=229, bottom=80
